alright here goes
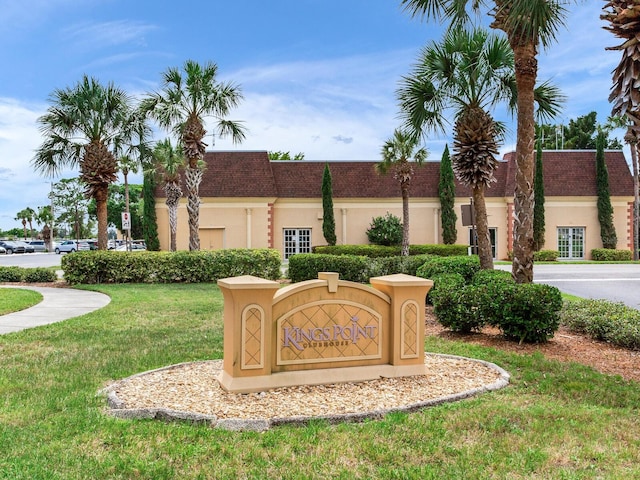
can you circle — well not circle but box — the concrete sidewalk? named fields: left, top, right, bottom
left=0, top=285, right=111, bottom=335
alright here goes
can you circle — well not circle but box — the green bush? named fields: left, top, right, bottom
left=534, top=250, right=560, bottom=262
left=287, top=254, right=369, bottom=283
left=366, top=213, right=402, bottom=246
left=22, top=268, right=57, bottom=283
left=62, top=249, right=282, bottom=284
left=432, top=283, right=487, bottom=333
left=416, top=255, right=480, bottom=283
left=368, top=254, right=433, bottom=278
left=428, top=273, right=466, bottom=305
left=560, top=299, right=640, bottom=350
left=471, top=269, right=514, bottom=286
left=312, top=244, right=468, bottom=258
left=590, top=248, right=633, bottom=261
left=498, top=284, right=563, bottom=344
left=0, top=266, right=24, bottom=282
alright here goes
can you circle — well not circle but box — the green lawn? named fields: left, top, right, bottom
left=0, top=288, right=42, bottom=315
left=0, top=283, right=638, bottom=479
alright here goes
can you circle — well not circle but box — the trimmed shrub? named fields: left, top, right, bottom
left=416, top=255, right=480, bottom=283
left=288, top=254, right=369, bottom=283
left=534, top=250, right=559, bottom=262
left=22, top=268, right=57, bottom=283
left=312, top=244, right=467, bottom=258
left=368, top=254, right=433, bottom=278
left=62, top=249, right=282, bottom=284
left=590, top=248, right=632, bottom=261
left=0, top=266, right=24, bottom=282
left=498, top=284, right=563, bottom=344
left=428, top=272, right=466, bottom=305
left=471, top=269, right=514, bottom=286
left=560, top=299, right=640, bottom=350
left=432, top=283, right=487, bottom=333
left=366, top=213, right=402, bottom=246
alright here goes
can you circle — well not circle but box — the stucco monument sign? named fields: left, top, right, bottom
left=217, top=272, right=433, bottom=393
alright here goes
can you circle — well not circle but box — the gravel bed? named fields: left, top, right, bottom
left=102, top=354, right=509, bottom=431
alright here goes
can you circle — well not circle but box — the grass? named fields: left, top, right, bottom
left=1, top=283, right=639, bottom=479
left=0, top=288, right=42, bottom=315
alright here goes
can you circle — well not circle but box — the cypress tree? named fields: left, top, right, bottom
left=142, top=170, right=160, bottom=251
left=438, top=144, right=457, bottom=244
left=321, top=163, right=337, bottom=246
left=596, top=132, right=617, bottom=249
left=533, top=140, right=546, bottom=251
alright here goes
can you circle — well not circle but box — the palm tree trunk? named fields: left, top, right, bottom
left=185, top=165, right=202, bottom=251
left=95, top=186, right=109, bottom=250
left=472, top=184, right=494, bottom=270
left=164, top=182, right=181, bottom=252
left=401, top=183, right=410, bottom=257
left=510, top=41, right=538, bottom=283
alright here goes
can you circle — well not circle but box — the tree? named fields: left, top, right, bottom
left=36, top=205, right=54, bottom=250
left=596, top=131, right=617, bottom=249
left=51, top=178, right=92, bottom=240
left=536, top=112, right=623, bottom=150
left=321, top=163, right=337, bottom=246
left=377, top=129, right=427, bottom=256
left=602, top=2, right=640, bottom=260
left=141, top=60, right=247, bottom=251
left=401, top=0, right=575, bottom=282
left=32, top=75, right=148, bottom=250
left=88, top=184, right=144, bottom=239
left=438, top=144, right=458, bottom=245
left=398, top=27, right=561, bottom=269
left=533, top=140, right=546, bottom=251
left=15, top=207, right=35, bottom=240
left=153, top=139, right=184, bottom=251
left=142, top=170, right=160, bottom=251
left=268, top=151, right=305, bottom=160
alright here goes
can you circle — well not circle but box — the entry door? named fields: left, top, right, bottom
left=557, top=227, right=585, bottom=259
left=468, top=228, right=497, bottom=259
left=284, top=228, right=311, bottom=260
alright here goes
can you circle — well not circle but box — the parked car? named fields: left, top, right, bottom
left=55, top=240, right=90, bottom=254
left=0, top=245, right=5, bottom=254
left=84, top=240, right=98, bottom=251
left=17, top=241, right=35, bottom=253
left=0, top=240, right=25, bottom=254
left=115, top=241, right=146, bottom=251
left=27, top=240, right=47, bottom=252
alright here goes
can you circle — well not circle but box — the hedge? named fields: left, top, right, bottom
left=312, top=244, right=468, bottom=258
left=415, top=255, right=480, bottom=283
left=287, top=253, right=436, bottom=283
left=61, top=249, right=282, bottom=284
left=590, top=248, right=633, bottom=261
left=0, top=266, right=57, bottom=283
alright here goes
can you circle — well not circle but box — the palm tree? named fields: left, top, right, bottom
left=377, top=129, right=428, bottom=256
left=153, top=139, right=184, bottom=251
left=602, top=3, right=640, bottom=261
left=36, top=205, right=54, bottom=251
left=15, top=207, right=35, bottom=240
left=398, top=28, right=562, bottom=269
left=401, top=0, right=575, bottom=281
left=32, top=75, right=148, bottom=250
left=141, top=60, right=247, bottom=251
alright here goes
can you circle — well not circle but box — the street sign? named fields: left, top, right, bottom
left=121, top=212, right=131, bottom=230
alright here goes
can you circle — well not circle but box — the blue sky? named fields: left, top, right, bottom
left=0, top=0, right=628, bottom=232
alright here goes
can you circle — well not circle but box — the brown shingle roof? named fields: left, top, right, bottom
left=154, top=150, right=633, bottom=199
left=503, top=150, right=633, bottom=197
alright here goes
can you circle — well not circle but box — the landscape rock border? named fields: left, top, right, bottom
left=101, top=354, right=510, bottom=432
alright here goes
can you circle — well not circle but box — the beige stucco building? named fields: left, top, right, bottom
left=154, top=150, right=635, bottom=261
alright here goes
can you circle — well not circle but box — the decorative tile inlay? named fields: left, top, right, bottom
left=242, top=306, right=264, bottom=369
left=401, top=300, right=419, bottom=359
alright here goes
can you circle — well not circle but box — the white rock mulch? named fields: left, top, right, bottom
left=101, top=354, right=509, bottom=431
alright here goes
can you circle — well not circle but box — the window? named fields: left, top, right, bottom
left=468, top=228, right=497, bottom=259
left=557, top=227, right=585, bottom=259
left=283, top=228, right=311, bottom=260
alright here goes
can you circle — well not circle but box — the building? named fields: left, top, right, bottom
left=154, top=150, right=635, bottom=260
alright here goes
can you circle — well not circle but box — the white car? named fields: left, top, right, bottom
left=55, top=240, right=90, bottom=254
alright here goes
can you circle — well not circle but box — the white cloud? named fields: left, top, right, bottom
left=61, top=20, right=158, bottom=51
